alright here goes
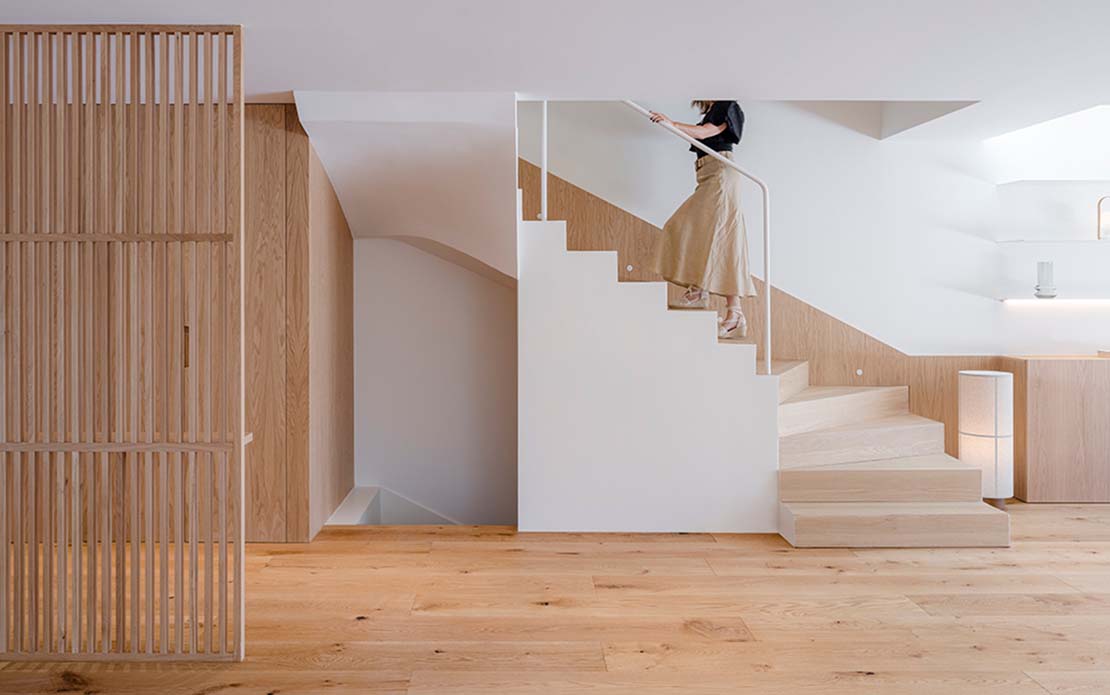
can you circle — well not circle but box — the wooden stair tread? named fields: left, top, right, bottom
left=778, top=385, right=909, bottom=437
left=781, top=385, right=905, bottom=406
left=784, top=412, right=938, bottom=436
left=783, top=501, right=1003, bottom=516
left=780, top=501, right=1011, bottom=548
left=789, top=453, right=975, bottom=472
left=779, top=413, right=946, bottom=469
left=779, top=454, right=982, bottom=503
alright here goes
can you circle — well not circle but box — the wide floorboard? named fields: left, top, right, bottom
left=3, top=502, right=1110, bottom=693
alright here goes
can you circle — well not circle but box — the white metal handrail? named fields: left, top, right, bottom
left=623, top=100, right=772, bottom=375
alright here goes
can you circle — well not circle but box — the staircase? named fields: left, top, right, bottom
left=519, top=204, right=1009, bottom=545
left=770, top=361, right=1010, bottom=548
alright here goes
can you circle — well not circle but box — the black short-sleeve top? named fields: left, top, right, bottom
left=690, top=101, right=744, bottom=158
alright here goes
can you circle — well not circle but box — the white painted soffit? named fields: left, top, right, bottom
left=295, top=90, right=519, bottom=282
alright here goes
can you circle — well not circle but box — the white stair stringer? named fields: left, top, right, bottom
left=518, top=220, right=778, bottom=532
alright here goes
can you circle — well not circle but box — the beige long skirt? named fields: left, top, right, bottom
left=654, top=152, right=757, bottom=298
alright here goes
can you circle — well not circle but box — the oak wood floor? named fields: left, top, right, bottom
left=3, top=502, right=1110, bottom=694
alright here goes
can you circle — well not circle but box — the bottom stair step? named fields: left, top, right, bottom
left=779, top=454, right=983, bottom=502
left=779, top=501, right=1010, bottom=548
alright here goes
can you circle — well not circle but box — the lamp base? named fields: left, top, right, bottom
left=984, top=498, right=1008, bottom=510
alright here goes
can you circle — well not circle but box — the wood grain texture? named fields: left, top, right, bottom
left=1003, top=356, right=1110, bottom=502
left=780, top=501, right=1010, bottom=548
left=283, top=106, right=311, bottom=543
left=243, top=104, right=287, bottom=542
left=305, top=143, right=355, bottom=541
left=1, top=504, right=1109, bottom=692
left=519, top=160, right=998, bottom=457
left=240, top=104, right=353, bottom=543
left=1, top=26, right=245, bottom=660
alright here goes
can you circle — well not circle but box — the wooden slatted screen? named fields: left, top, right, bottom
left=0, top=25, right=245, bottom=661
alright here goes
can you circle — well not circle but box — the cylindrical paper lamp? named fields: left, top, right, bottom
left=958, top=370, right=1014, bottom=508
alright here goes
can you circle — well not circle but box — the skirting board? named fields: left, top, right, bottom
left=327, top=486, right=457, bottom=526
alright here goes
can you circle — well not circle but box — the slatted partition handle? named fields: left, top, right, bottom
left=0, top=24, right=245, bottom=663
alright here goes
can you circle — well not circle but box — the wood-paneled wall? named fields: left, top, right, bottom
left=1000, top=356, right=1110, bottom=502
left=243, top=105, right=353, bottom=542
left=1, top=25, right=245, bottom=661
left=305, top=144, right=355, bottom=540
left=519, top=160, right=997, bottom=456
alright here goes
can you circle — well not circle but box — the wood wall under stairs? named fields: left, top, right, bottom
left=519, top=160, right=997, bottom=457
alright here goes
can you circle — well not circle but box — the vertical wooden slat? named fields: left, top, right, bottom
left=158, top=450, right=168, bottom=653
left=231, top=30, right=244, bottom=660
left=171, top=35, right=185, bottom=656
left=11, top=30, right=25, bottom=655
left=129, top=448, right=138, bottom=654
left=144, top=451, right=153, bottom=653
left=13, top=453, right=22, bottom=652
left=99, top=450, right=109, bottom=653
left=35, top=37, right=47, bottom=502
left=71, top=453, right=79, bottom=654
left=0, top=31, right=10, bottom=657
left=0, top=452, right=6, bottom=654
left=215, top=34, right=229, bottom=655
left=174, top=452, right=183, bottom=653
left=59, top=31, right=72, bottom=652
left=158, top=31, right=170, bottom=658
left=42, top=32, right=56, bottom=654
left=218, top=451, right=227, bottom=654
left=189, top=451, right=198, bottom=654
left=0, top=30, right=8, bottom=447
left=26, top=37, right=38, bottom=657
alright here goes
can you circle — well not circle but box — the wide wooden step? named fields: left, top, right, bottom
left=779, top=454, right=982, bottom=502
left=779, top=501, right=1010, bottom=548
left=757, top=360, right=809, bottom=403
left=779, top=385, right=908, bottom=437
left=779, top=413, right=945, bottom=469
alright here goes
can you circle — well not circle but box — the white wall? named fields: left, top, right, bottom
left=986, top=106, right=1110, bottom=183
left=298, top=91, right=519, bottom=280
left=519, top=100, right=1110, bottom=356
left=518, top=220, right=780, bottom=533
left=353, top=239, right=517, bottom=524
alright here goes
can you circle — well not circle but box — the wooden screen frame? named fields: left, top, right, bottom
left=0, top=24, right=246, bottom=661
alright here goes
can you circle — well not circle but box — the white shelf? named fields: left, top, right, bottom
left=999, top=296, right=1110, bottom=304
left=997, top=238, right=1109, bottom=245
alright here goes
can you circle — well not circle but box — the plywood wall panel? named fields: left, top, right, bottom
left=243, top=105, right=287, bottom=542
left=283, top=106, right=311, bottom=542
left=241, top=104, right=353, bottom=543
left=306, top=144, right=355, bottom=540
left=1007, top=357, right=1110, bottom=502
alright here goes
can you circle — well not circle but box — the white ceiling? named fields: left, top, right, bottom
left=7, top=1, right=1110, bottom=137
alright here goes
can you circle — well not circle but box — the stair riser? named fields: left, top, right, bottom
left=779, top=387, right=908, bottom=437
left=780, top=423, right=945, bottom=469
left=782, top=511, right=1010, bottom=548
left=779, top=469, right=982, bottom=502
left=777, top=363, right=809, bottom=404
